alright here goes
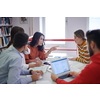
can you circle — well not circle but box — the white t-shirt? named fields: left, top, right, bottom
left=21, top=48, right=31, bottom=69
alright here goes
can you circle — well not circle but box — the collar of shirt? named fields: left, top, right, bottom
left=9, top=45, right=23, bottom=58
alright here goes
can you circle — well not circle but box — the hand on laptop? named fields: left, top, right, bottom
left=68, top=71, right=79, bottom=77
left=51, top=73, right=58, bottom=82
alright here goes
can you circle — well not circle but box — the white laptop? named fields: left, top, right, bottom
left=51, top=58, right=71, bottom=79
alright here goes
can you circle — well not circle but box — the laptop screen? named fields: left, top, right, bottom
left=51, top=58, right=70, bottom=75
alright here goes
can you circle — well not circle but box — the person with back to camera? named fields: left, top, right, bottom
left=51, top=29, right=100, bottom=84
left=25, top=32, right=59, bottom=64
left=7, top=26, right=42, bottom=69
left=70, top=29, right=90, bottom=64
left=0, top=32, right=43, bottom=84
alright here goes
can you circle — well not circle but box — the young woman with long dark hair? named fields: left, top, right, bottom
left=25, top=32, right=58, bottom=64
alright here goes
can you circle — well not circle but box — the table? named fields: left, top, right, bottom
left=29, top=57, right=87, bottom=84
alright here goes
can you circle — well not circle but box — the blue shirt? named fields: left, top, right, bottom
left=0, top=46, right=32, bottom=84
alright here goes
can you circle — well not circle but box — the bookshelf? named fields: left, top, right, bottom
left=0, top=17, right=12, bottom=53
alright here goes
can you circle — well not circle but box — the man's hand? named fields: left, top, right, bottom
left=35, top=70, right=44, bottom=75
left=31, top=70, right=44, bottom=75
left=68, top=71, right=79, bottom=77
left=51, top=73, right=58, bottom=82
left=31, top=72, right=40, bottom=81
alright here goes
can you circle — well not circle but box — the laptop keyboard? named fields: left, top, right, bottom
left=58, top=74, right=72, bottom=79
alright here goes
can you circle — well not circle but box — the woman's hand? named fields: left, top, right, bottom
left=50, top=46, right=59, bottom=52
left=35, top=59, right=43, bottom=66
left=28, top=59, right=43, bottom=68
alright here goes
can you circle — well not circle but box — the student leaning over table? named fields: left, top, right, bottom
left=51, top=29, right=100, bottom=84
left=70, top=29, right=90, bottom=64
left=0, top=32, right=43, bottom=84
left=25, top=32, right=58, bottom=64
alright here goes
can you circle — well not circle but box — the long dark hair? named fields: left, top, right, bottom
left=30, top=32, right=45, bottom=51
left=7, top=26, right=24, bottom=48
left=74, top=29, right=86, bottom=40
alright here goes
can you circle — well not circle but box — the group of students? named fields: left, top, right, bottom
left=0, top=26, right=100, bottom=84
left=0, top=26, right=58, bottom=84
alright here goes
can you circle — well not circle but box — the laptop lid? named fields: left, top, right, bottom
left=51, top=58, right=70, bottom=77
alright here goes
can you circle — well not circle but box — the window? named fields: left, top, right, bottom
left=45, top=17, right=65, bottom=44
left=39, top=17, right=78, bottom=57
left=89, top=17, right=100, bottom=30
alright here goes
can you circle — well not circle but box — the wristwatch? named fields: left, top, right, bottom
left=29, top=70, right=33, bottom=74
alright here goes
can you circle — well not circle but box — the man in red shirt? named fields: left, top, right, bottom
left=51, top=29, right=100, bottom=84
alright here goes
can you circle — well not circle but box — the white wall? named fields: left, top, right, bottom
left=12, top=17, right=88, bottom=56
left=66, top=17, right=88, bottom=39
left=12, top=17, right=30, bottom=35
left=12, top=17, right=88, bottom=37
left=65, top=17, right=88, bottom=51
left=12, top=17, right=40, bottom=36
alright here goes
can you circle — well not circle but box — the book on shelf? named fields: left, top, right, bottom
left=4, top=27, right=7, bottom=35
left=5, top=17, right=10, bottom=25
left=0, top=38, right=2, bottom=47
left=0, top=17, right=12, bottom=51
left=1, top=17, right=5, bottom=25
left=0, top=26, right=11, bottom=36
left=0, top=28, right=2, bottom=37
left=9, top=17, right=12, bottom=25
left=4, top=36, right=9, bottom=45
left=0, top=36, right=10, bottom=48
left=1, top=27, right=5, bottom=36
left=2, top=37, right=6, bottom=46
left=0, top=17, right=12, bottom=25
left=6, top=27, right=10, bottom=35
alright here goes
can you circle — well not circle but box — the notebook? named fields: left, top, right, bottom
left=51, top=58, right=71, bottom=79
left=29, top=65, right=48, bottom=73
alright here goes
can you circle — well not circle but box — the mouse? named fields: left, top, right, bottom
left=43, top=62, right=51, bottom=65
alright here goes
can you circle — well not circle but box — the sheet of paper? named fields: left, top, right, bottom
left=29, top=65, right=48, bottom=73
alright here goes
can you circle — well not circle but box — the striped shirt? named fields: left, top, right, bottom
left=76, top=40, right=90, bottom=64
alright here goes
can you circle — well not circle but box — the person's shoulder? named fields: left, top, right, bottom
left=27, top=45, right=31, bottom=48
left=82, top=40, right=88, bottom=48
left=27, top=45, right=34, bottom=49
left=82, top=40, right=87, bottom=45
